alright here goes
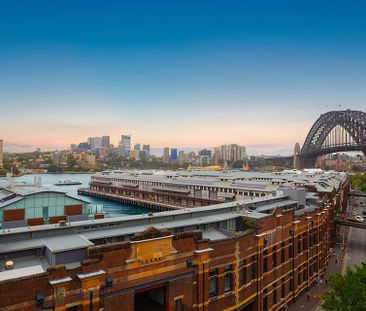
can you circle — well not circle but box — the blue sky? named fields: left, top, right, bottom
left=1, top=1, right=366, bottom=154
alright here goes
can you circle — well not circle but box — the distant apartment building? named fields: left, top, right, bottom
left=76, top=142, right=89, bottom=152
left=130, top=149, right=140, bottom=161
left=0, top=139, right=3, bottom=168
left=76, top=153, right=96, bottom=167
left=142, top=144, right=150, bottom=154
left=102, top=135, right=110, bottom=148
left=198, top=149, right=212, bottom=166
left=87, top=137, right=103, bottom=150
left=97, top=147, right=109, bottom=159
left=70, top=144, right=77, bottom=151
left=163, top=147, right=170, bottom=162
left=51, top=151, right=66, bottom=166
left=119, top=135, right=131, bottom=158
left=178, top=150, right=186, bottom=164
left=134, top=143, right=141, bottom=151
left=170, top=148, right=178, bottom=162
left=215, top=144, right=247, bottom=164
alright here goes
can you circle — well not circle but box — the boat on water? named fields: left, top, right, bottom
left=54, top=179, right=82, bottom=186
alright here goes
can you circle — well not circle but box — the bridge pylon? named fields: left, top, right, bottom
left=293, top=142, right=302, bottom=169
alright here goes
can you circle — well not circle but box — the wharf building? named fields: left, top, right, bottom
left=0, top=178, right=102, bottom=229
left=79, top=169, right=338, bottom=212
left=0, top=169, right=350, bottom=311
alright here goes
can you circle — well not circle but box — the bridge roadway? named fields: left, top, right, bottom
left=348, top=191, right=366, bottom=198
left=335, top=218, right=366, bottom=229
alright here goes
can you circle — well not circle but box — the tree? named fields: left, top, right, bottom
left=322, top=263, right=366, bottom=311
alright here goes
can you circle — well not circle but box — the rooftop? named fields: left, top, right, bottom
left=93, top=169, right=347, bottom=193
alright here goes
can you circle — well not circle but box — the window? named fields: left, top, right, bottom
left=272, top=246, right=277, bottom=268
left=42, top=206, right=49, bottom=219
left=250, top=263, right=256, bottom=280
left=303, top=233, right=308, bottom=250
left=263, top=290, right=268, bottom=311
left=289, top=276, right=294, bottom=292
left=175, top=299, right=183, bottom=311
left=209, top=277, right=218, bottom=298
left=250, top=257, right=256, bottom=281
left=272, top=283, right=277, bottom=305
left=281, top=242, right=285, bottom=263
left=224, top=274, right=233, bottom=293
left=289, top=242, right=293, bottom=258
left=298, top=235, right=302, bottom=254
left=209, top=268, right=218, bottom=298
left=224, top=264, right=233, bottom=272
left=309, top=261, right=313, bottom=277
left=298, top=271, right=302, bottom=285
left=263, top=250, right=268, bottom=272
left=240, top=260, right=246, bottom=286
left=281, top=278, right=285, bottom=298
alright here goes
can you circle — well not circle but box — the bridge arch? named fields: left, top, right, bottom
left=300, top=110, right=366, bottom=167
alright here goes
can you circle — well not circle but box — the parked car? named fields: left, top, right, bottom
left=352, top=211, right=358, bottom=216
left=355, top=215, right=364, bottom=223
left=362, top=211, right=366, bottom=216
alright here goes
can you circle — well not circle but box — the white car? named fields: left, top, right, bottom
left=352, top=211, right=358, bottom=216
left=355, top=215, right=364, bottom=223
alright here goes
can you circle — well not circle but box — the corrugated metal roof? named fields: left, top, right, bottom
left=41, top=234, right=94, bottom=253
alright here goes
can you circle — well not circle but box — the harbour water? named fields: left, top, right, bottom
left=9, top=173, right=146, bottom=217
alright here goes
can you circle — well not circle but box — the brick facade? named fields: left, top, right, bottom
left=0, top=179, right=350, bottom=311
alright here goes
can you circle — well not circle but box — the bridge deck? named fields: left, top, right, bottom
left=335, top=218, right=366, bottom=229
left=348, top=191, right=366, bottom=197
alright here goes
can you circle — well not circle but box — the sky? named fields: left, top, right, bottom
left=1, top=1, right=366, bottom=155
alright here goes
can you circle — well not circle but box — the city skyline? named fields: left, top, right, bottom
left=2, top=2, right=366, bottom=152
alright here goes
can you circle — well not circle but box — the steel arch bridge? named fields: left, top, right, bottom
left=299, top=110, right=366, bottom=168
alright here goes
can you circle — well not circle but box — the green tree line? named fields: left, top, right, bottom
left=352, top=173, right=366, bottom=192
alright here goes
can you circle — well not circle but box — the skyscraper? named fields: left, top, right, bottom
left=163, top=147, right=170, bottom=163
left=171, top=148, right=178, bottom=162
left=102, top=136, right=111, bottom=149
left=134, top=143, right=141, bottom=151
left=120, top=135, right=131, bottom=158
left=0, top=139, right=3, bottom=168
left=87, top=137, right=103, bottom=150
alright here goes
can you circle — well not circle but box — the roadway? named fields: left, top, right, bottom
left=343, top=203, right=366, bottom=270
left=289, top=202, right=366, bottom=311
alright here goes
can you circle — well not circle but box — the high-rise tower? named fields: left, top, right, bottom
left=120, top=135, right=131, bottom=158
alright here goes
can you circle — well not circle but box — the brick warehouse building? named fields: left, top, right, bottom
left=0, top=170, right=350, bottom=311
